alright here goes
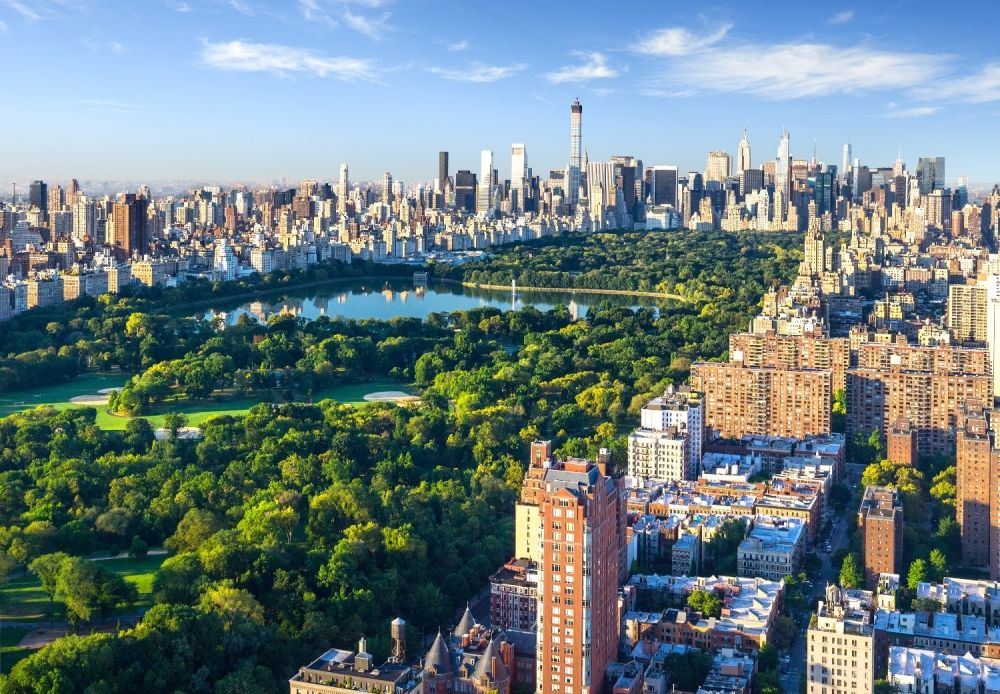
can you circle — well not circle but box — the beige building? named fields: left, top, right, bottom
left=737, top=515, right=806, bottom=581
left=948, top=282, right=988, bottom=343
left=807, top=585, right=886, bottom=694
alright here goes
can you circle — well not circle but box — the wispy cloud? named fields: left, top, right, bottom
left=885, top=105, right=939, bottom=118
left=165, top=0, right=191, bottom=12
left=82, top=38, right=127, bottom=53
left=829, top=10, right=855, bottom=25
left=427, top=62, right=527, bottom=83
left=646, top=40, right=948, bottom=99
left=1, top=0, right=45, bottom=20
left=200, top=39, right=378, bottom=81
left=446, top=39, right=468, bottom=52
left=228, top=0, right=255, bottom=15
left=918, top=63, right=1000, bottom=103
left=81, top=99, right=149, bottom=114
left=0, top=20, right=7, bottom=31
left=636, top=23, right=732, bottom=56
left=546, top=52, right=618, bottom=83
left=298, top=0, right=394, bottom=38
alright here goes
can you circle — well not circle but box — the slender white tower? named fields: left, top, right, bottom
left=569, top=98, right=582, bottom=209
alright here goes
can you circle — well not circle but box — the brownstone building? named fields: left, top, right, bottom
left=692, top=356, right=832, bottom=441
left=955, top=402, right=1000, bottom=575
left=729, top=331, right=850, bottom=392
left=858, top=486, right=904, bottom=588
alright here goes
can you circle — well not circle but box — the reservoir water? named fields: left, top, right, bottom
left=202, top=280, right=663, bottom=325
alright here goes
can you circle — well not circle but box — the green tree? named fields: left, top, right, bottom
left=907, top=558, right=928, bottom=590
left=687, top=589, right=722, bottom=618
left=28, top=552, right=70, bottom=626
left=928, top=548, right=947, bottom=581
left=839, top=553, right=864, bottom=589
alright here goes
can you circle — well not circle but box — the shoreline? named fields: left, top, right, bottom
left=458, top=281, right=687, bottom=301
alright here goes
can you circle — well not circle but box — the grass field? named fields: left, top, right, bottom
left=0, top=553, right=167, bottom=627
left=0, top=376, right=411, bottom=430
left=1, top=626, right=31, bottom=674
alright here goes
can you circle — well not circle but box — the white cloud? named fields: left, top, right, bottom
left=545, top=52, right=618, bottom=83
left=919, top=63, right=1000, bottom=103
left=82, top=38, right=128, bottom=53
left=166, top=0, right=191, bottom=12
left=427, top=62, right=527, bottom=83
left=298, top=0, right=395, bottom=37
left=200, top=40, right=377, bottom=81
left=446, top=39, right=468, bottom=52
left=636, top=23, right=732, bottom=56
left=885, top=105, right=939, bottom=118
left=829, top=10, right=855, bottom=25
left=658, top=42, right=948, bottom=99
left=343, top=9, right=392, bottom=40
left=228, top=0, right=255, bottom=15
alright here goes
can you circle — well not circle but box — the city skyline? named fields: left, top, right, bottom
left=2, top=1, right=1000, bottom=185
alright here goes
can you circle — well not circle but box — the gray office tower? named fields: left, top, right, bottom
left=438, top=152, right=449, bottom=193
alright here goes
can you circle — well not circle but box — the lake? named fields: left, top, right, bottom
left=202, top=280, right=664, bottom=325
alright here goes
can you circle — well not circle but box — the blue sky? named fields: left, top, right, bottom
left=2, top=0, right=999, bottom=188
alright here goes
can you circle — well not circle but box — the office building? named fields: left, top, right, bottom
left=737, top=130, right=751, bottom=175
left=511, top=144, right=527, bottom=191
left=29, top=180, right=47, bottom=213
left=454, top=170, right=476, bottom=212
left=807, top=585, right=886, bottom=694
left=649, top=166, right=678, bottom=207
left=916, top=156, right=946, bottom=194
left=692, top=354, right=832, bottom=440
left=530, top=451, right=622, bottom=694
left=775, top=129, right=791, bottom=220
left=569, top=99, right=582, bottom=209
left=477, top=150, right=493, bottom=214
left=438, top=151, right=449, bottom=194
left=858, top=486, right=904, bottom=588
left=704, top=150, right=732, bottom=184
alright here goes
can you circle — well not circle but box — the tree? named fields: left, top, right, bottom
left=663, top=650, right=714, bottom=692
left=128, top=535, right=148, bottom=559
left=839, top=553, right=864, bottom=589
left=928, top=549, right=947, bottom=581
left=910, top=597, right=943, bottom=613
left=687, top=589, right=722, bottom=618
left=874, top=679, right=898, bottom=694
left=907, top=558, right=928, bottom=590
left=166, top=509, right=222, bottom=553
left=829, top=484, right=851, bottom=513
left=28, top=552, right=70, bottom=626
left=770, top=614, right=798, bottom=650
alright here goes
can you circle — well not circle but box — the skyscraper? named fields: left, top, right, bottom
left=704, top=150, right=732, bottom=184
left=382, top=172, right=393, bottom=204
left=775, top=130, right=791, bottom=220
left=111, top=193, right=149, bottom=260
left=916, top=156, right=946, bottom=194
left=955, top=401, right=1000, bottom=573
left=338, top=164, right=349, bottom=212
left=568, top=98, right=582, bottom=209
left=842, top=143, right=852, bottom=181
left=454, top=170, right=476, bottom=212
left=650, top=166, right=678, bottom=207
left=477, top=150, right=493, bottom=214
left=511, top=144, right=527, bottom=190
left=737, top=130, right=751, bottom=175
left=438, top=151, right=449, bottom=194
left=29, top=180, right=47, bottom=213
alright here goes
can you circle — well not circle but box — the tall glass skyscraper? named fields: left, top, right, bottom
left=568, top=99, right=582, bottom=209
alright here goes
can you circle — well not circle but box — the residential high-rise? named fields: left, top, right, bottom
left=529, top=450, right=622, bottom=694
left=916, top=156, right=945, bottom=194
left=71, top=197, right=95, bottom=242
left=846, top=343, right=991, bottom=457
left=842, top=144, right=852, bottom=182
left=477, top=150, right=493, bottom=215
left=29, top=180, right=47, bottom=213
left=691, top=353, right=832, bottom=440
left=737, top=130, right=751, bottom=175
left=704, top=150, right=732, bottom=184
left=438, top=151, right=449, bottom=194
left=948, top=282, right=988, bottom=343
left=338, top=164, right=349, bottom=213
left=729, top=332, right=850, bottom=392
left=649, top=166, right=678, bottom=207
left=955, top=401, right=1000, bottom=572
left=858, top=486, right=903, bottom=588
left=807, top=585, right=886, bottom=694
left=382, top=172, right=393, bottom=204
left=627, top=385, right=703, bottom=481
left=569, top=99, right=582, bottom=209
left=775, top=130, right=791, bottom=220
left=110, top=193, right=149, bottom=260
left=987, top=275, right=1000, bottom=399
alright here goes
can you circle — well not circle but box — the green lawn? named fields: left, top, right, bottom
left=1, top=626, right=31, bottom=674
left=1, top=376, right=412, bottom=430
left=0, top=553, right=167, bottom=625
